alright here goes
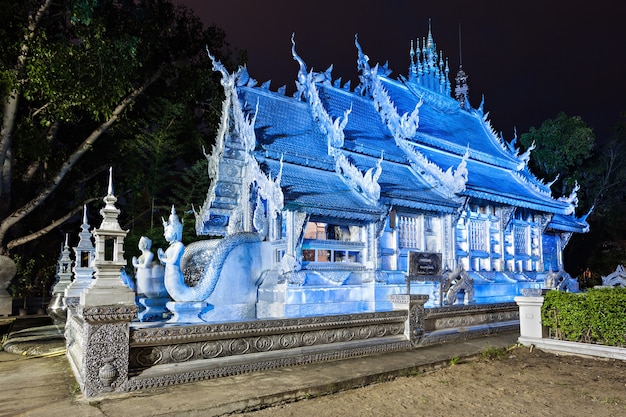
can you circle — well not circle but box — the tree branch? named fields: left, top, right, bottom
left=6, top=197, right=100, bottom=251
left=0, top=67, right=164, bottom=254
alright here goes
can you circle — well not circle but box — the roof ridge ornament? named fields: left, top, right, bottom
left=293, top=34, right=381, bottom=204
left=365, top=63, right=467, bottom=195
left=292, top=33, right=350, bottom=152
left=558, top=181, right=580, bottom=215
left=371, top=72, right=422, bottom=139
left=401, top=141, right=469, bottom=196
left=333, top=150, right=382, bottom=204
left=355, top=34, right=373, bottom=96
left=291, top=33, right=308, bottom=101
left=198, top=49, right=283, bottom=236
left=506, top=128, right=519, bottom=154
left=516, top=140, right=536, bottom=170
left=474, top=101, right=518, bottom=157
left=512, top=168, right=553, bottom=197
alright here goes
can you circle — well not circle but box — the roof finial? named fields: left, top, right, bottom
left=458, top=19, right=463, bottom=68
left=107, top=166, right=113, bottom=196
left=454, top=18, right=470, bottom=108
left=427, top=18, right=434, bottom=49
left=409, top=39, right=417, bottom=77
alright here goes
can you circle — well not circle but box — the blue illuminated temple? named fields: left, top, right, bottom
left=194, top=27, right=588, bottom=318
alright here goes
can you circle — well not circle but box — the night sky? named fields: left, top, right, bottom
left=175, top=1, right=625, bottom=143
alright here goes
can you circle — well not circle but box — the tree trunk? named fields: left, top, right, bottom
left=0, top=0, right=53, bottom=204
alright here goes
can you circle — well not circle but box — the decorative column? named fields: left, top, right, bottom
left=388, top=294, right=429, bottom=347
left=515, top=288, right=544, bottom=343
left=64, top=205, right=96, bottom=310
left=47, top=234, right=74, bottom=325
left=70, top=168, right=137, bottom=397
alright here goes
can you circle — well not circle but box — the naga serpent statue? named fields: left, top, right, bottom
left=441, top=263, right=474, bottom=305
left=158, top=206, right=262, bottom=302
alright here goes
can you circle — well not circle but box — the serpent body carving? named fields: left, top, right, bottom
left=165, top=232, right=262, bottom=302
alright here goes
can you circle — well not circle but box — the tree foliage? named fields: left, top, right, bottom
left=566, top=113, right=626, bottom=275
left=520, top=112, right=626, bottom=275
left=519, top=112, right=595, bottom=201
left=0, top=0, right=241, bottom=293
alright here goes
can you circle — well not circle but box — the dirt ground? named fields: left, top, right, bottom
left=242, top=345, right=626, bottom=417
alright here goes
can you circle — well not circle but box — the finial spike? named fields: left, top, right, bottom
left=107, top=167, right=113, bottom=196
left=427, top=18, right=434, bottom=49
left=458, top=19, right=463, bottom=68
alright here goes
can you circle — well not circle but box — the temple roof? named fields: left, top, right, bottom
left=241, top=86, right=461, bottom=217
left=202, top=30, right=588, bottom=234
left=260, top=157, right=386, bottom=223
left=548, top=213, right=590, bottom=233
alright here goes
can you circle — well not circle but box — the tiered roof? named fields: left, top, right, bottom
left=200, top=28, right=588, bottom=234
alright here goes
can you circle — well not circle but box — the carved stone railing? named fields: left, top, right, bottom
left=125, top=309, right=414, bottom=391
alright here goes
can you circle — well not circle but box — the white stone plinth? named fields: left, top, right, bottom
left=166, top=301, right=211, bottom=323
left=514, top=295, right=544, bottom=339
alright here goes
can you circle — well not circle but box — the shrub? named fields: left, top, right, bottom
left=541, top=288, right=626, bottom=347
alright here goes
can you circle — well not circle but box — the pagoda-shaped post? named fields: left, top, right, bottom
left=66, top=168, right=137, bottom=398
left=47, top=234, right=74, bottom=325
left=64, top=205, right=96, bottom=310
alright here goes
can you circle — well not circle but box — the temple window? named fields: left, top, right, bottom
left=301, top=221, right=365, bottom=265
left=303, top=222, right=355, bottom=241
left=397, top=214, right=441, bottom=252
left=469, top=218, right=487, bottom=252
left=424, top=216, right=440, bottom=252
left=514, top=224, right=529, bottom=256
left=398, top=215, right=421, bottom=248
left=274, top=249, right=285, bottom=263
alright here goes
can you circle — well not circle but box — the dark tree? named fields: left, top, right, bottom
left=0, top=0, right=242, bottom=295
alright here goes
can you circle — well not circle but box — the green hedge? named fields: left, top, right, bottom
left=541, top=288, right=626, bottom=347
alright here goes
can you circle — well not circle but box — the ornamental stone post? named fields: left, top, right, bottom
left=64, top=205, right=96, bottom=310
left=47, top=234, right=73, bottom=325
left=388, top=294, right=429, bottom=346
left=515, top=288, right=545, bottom=341
left=67, top=168, right=137, bottom=397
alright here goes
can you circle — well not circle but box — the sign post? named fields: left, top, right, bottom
left=406, top=252, right=443, bottom=304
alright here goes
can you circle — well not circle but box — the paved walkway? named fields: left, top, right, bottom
left=0, top=317, right=520, bottom=417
